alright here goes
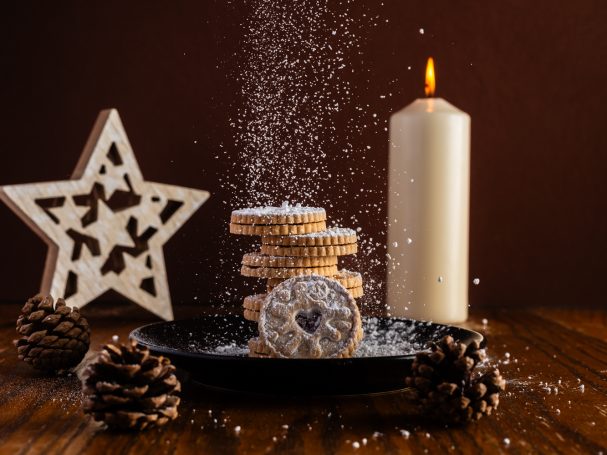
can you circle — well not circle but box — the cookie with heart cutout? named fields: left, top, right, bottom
left=259, top=275, right=363, bottom=358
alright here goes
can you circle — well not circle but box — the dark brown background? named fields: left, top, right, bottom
left=1, top=1, right=606, bottom=314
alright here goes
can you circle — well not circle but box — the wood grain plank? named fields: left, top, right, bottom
left=0, top=304, right=605, bottom=454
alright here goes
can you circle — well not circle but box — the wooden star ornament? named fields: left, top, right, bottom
left=0, top=109, right=209, bottom=320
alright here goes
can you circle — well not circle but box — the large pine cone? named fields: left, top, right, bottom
left=82, top=340, right=181, bottom=430
left=14, top=294, right=90, bottom=372
left=405, top=335, right=506, bottom=424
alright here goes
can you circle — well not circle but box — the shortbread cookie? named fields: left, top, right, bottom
left=230, top=220, right=326, bottom=236
left=267, top=282, right=364, bottom=299
left=333, top=269, right=363, bottom=289
left=260, top=243, right=358, bottom=257
left=259, top=275, right=363, bottom=358
left=244, top=308, right=260, bottom=322
left=261, top=227, right=357, bottom=247
left=231, top=204, right=326, bottom=225
left=266, top=269, right=362, bottom=290
left=241, top=264, right=338, bottom=279
left=243, top=294, right=266, bottom=321
left=248, top=351, right=268, bottom=358
left=248, top=337, right=271, bottom=357
left=348, top=286, right=364, bottom=299
left=242, top=252, right=338, bottom=268
left=243, top=293, right=266, bottom=311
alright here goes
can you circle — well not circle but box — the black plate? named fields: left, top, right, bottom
left=130, top=315, right=483, bottom=395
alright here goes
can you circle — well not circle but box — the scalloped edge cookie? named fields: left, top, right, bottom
left=242, top=252, right=338, bottom=268
left=231, top=204, right=326, bottom=225
left=241, top=264, right=338, bottom=279
left=267, top=269, right=362, bottom=290
left=261, top=227, right=357, bottom=246
left=260, top=243, right=357, bottom=257
left=259, top=275, right=363, bottom=358
left=230, top=220, right=326, bottom=236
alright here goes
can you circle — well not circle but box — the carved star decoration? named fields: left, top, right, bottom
left=0, top=109, right=209, bottom=320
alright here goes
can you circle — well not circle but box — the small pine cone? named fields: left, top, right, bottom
left=14, top=294, right=90, bottom=373
left=82, top=340, right=181, bottom=431
left=405, top=335, right=504, bottom=424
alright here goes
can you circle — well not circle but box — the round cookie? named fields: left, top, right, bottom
left=230, top=220, right=326, bottom=236
left=266, top=269, right=362, bottom=290
left=248, top=337, right=271, bottom=357
left=242, top=294, right=266, bottom=322
left=348, top=286, right=364, bottom=299
left=244, top=308, right=260, bottom=322
left=260, top=243, right=358, bottom=257
left=243, top=293, right=266, bottom=311
left=231, top=203, right=326, bottom=225
left=242, top=308, right=259, bottom=322
left=333, top=269, right=363, bottom=289
left=267, top=282, right=364, bottom=299
left=259, top=275, right=363, bottom=358
left=242, top=252, right=338, bottom=268
left=241, top=264, right=338, bottom=279
left=261, top=227, right=357, bottom=247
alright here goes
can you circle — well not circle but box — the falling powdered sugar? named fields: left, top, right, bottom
left=230, top=0, right=364, bottom=204
left=211, top=1, right=389, bottom=310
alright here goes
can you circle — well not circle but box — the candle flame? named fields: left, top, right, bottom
left=424, top=57, right=436, bottom=97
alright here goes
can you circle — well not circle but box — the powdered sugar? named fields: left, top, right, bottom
left=212, top=342, right=249, bottom=356
left=279, top=226, right=357, bottom=239
left=209, top=1, right=388, bottom=309
left=352, top=317, right=428, bottom=357
left=232, top=203, right=325, bottom=217
left=206, top=317, right=431, bottom=358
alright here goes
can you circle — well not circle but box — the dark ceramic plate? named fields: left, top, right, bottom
left=130, top=315, right=483, bottom=395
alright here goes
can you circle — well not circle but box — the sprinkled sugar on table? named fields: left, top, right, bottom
left=0, top=303, right=605, bottom=454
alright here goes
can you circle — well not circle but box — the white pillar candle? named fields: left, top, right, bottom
left=386, top=58, right=470, bottom=323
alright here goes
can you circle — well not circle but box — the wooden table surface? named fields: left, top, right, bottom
left=0, top=303, right=606, bottom=455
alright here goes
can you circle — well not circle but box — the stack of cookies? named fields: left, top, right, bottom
left=229, top=203, right=363, bottom=325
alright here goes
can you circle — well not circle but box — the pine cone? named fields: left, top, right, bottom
left=14, top=294, right=90, bottom=372
left=82, top=340, right=181, bottom=431
left=405, top=335, right=506, bottom=424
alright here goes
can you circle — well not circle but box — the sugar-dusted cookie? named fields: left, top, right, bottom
left=241, top=264, right=337, bottom=279
left=260, top=243, right=358, bottom=257
left=261, top=227, right=357, bottom=247
left=333, top=269, right=363, bottom=289
left=243, top=293, right=266, bottom=311
left=230, top=220, right=326, bottom=236
left=244, top=309, right=260, bottom=322
left=242, top=293, right=266, bottom=322
left=248, top=337, right=271, bottom=357
left=266, top=282, right=364, bottom=299
left=231, top=203, right=326, bottom=225
left=348, top=286, right=364, bottom=299
left=266, top=269, right=362, bottom=290
left=259, top=275, right=363, bottom=358
left=242, top=252, right=338, bottom=268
